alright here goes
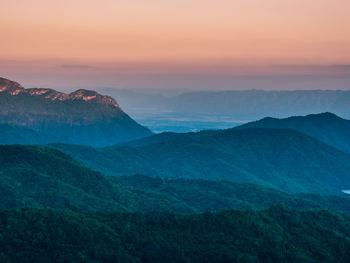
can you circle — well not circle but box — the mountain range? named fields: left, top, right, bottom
left=0, top=77, right=152, bottom=146
left=2, top=144, right=350, bottom=215
left=5, top=138, right=350, bottom=263
left=100, top=88, right=350, bottom=132
left=52, top=126, right=350, bottom=194
left=169, top=90, right=350, bottom=120
left=2, top=77, right=350, bottom=262
left=2, top=79, right=350, bottom=195
left=237, top=112, right=350, bottom=153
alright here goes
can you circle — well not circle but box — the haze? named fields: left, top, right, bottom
left=1, top=0, right=350, bottom=90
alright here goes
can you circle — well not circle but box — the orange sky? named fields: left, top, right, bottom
left=1, top=0, right=350, bottom=88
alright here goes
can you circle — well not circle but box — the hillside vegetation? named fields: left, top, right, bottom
left=238, top=112, right=350, bottom=153
left=2, top=145, right=350, bottom=214
left=1, top=206, right=350, bottom=263
left=53, top=128, right=350, bottom=194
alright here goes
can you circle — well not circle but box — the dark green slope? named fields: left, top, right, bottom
left=237, top=112, right=350, bottom=153
left=1, top=206, right=350, bottom=263
left=3, top=145, right=350, bottom=214
left=0, top=145, right=295, bottom=213
left=53, top=128, right=350, bottom=194
left=0, top=145, right=124, bottom=211
left=113, top=175, right=350, bottom=215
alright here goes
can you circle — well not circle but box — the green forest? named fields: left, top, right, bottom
left=1, top=206, right=350, bottom=263
left=1, top=144, right=350, bottom=262
left=2, top=111, right=350, bottom=262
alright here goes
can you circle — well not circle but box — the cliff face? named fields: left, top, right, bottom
left=0, top=77, right=152, bottom=146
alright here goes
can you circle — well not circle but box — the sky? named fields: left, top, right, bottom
left=1, top=0, right=350, bottom=90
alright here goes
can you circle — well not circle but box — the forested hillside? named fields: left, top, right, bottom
left=52, top=128, right=350, bottom=194
left=238, top=112, right=350, bottom=153
left=1, top=206, right=350, bottom=263
left=2, top=145, right=350, bottom=214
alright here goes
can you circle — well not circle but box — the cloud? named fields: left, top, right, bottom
left=271, top=64, right=350, bottom=76
left=330, top=65, right=350, bottom=70
left=59, top=64, right=105, bottom=70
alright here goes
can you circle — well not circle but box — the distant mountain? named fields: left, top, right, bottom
left=236, top=112, right=350, bottom=153
left=167, top=90, right=350, bottom=120
left=0, top=77, right=152, bottom=146
left=100, top=89, right=350, bottom=132
left=52, top=128, right=350, bottom=194
left=3, top=145, right=350, bottom=214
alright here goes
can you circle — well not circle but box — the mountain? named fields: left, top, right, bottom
left=237, top=112, right=350, bottom=153
left=1, top=206, right=350, bottom=263
left=3, top=145, right=350, bottom=263
left=3, top=145, right=350, bottom=214
left=100, top=88, right=350, bottom=132
left=0, top=144, right=295, bottom=212
left=169, top=90, right=350, bottom=120
left=0, top=145, right=122, bottom=211
left=0, top=77, right=152, bottom=146
left=114, top=174, right=350, bottom=215
left=0, top=124, right=55, bottom=145
left=52, top=128, right=350, bottom=194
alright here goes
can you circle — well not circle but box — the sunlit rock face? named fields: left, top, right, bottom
left=0, top=77, right=152, bottom=146
left=0, top=78, right=119, bottom=106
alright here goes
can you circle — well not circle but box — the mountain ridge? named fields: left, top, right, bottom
left=52, top=127, right=350, bottom=194
left=237, top=112, right=350, bottom=153
left=2, top=144, right=350, bottom=215
left=0, top=77, right=152, bottom=146
left=0, top=77, right=119, bottom=107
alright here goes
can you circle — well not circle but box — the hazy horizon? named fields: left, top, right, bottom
left=2, top=70, right=350, bottom=93
left=2, top=0, right=350, bottom=91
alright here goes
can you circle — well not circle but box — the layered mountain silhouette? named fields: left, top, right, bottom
left=164, top=90, right=350, bottom=120
left=0, top=77, right=152, bottom=146
left=2, top=145, right=350, bottom=214
left=101, top=89, right=350, bottom=128
left=3, top=77, right=350, bottom=263
left=53, top=127, right=350, bottom=194
left=237, top=112, right=350, bottom=153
